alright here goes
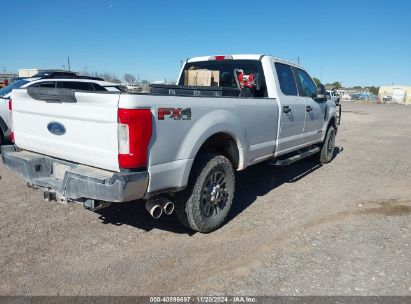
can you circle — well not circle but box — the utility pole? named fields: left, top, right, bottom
left=297, top=56, right=300, bottom=65
left=84, top=66, right=88, bottom=75
left=67, top=56, right=71, bottom=71
left=320, top=50, right=323, bottom=82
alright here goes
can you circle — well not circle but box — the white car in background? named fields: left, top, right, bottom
left=342, top=94, right=352, bottom=101
left=0, top=76, right=122, bottom=145
left=326, top=90, right=340, bottom=104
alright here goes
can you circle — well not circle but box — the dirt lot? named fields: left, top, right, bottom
left=0, top=102, right=410, bottom=296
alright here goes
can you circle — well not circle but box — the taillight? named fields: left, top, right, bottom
left=118, top=108, right=152, bottom=169
left=10, top=131, right=14, bottom=142
left=8, top=99, right=12, bottom=111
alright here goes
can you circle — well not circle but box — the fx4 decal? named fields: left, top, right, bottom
left=158, top=108, right=192, bottom=120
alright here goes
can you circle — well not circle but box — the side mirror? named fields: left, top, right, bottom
left=314, top=84, right=327, bottom=102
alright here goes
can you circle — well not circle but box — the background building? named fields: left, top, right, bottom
left=18, top=69, right=44, bottom=77
left=378, top=85, right=411, bottom=105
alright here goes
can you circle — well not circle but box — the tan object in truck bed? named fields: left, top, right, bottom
left=185, top=69, right=220, bottom=87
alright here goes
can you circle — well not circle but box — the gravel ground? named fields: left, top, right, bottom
left=0, top=102, right=410, bottom=296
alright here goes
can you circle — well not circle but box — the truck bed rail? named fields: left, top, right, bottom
left=149, top=84, right=240, bottom=97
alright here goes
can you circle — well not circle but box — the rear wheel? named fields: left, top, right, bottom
left=319, top=125, right=336, bottom=164
left=175, top=153, right=235, bottom=233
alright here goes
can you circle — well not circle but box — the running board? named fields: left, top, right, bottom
left=269, top=147, right=320, bottom=166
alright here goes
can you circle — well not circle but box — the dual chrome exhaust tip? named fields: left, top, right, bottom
left=145, top=197, right=174, bottom=219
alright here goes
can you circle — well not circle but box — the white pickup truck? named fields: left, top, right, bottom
left=326, top=90, right=340, bottom=104
left=2, top=54, right=340, bottom=232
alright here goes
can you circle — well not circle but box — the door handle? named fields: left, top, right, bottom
left=283, top=106, right=291, bottom=113
left=306, top=105, right=312, bottom=112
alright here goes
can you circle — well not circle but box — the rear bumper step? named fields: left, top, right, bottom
left=1, top=145, right=148, bottom=202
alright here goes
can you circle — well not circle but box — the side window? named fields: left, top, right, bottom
left=295, top=69, right=317, bottom=98
left=104, top=86, right=120, bottom=92
left=57, top=82, right=91, bottom=91
left=90, top=83, right=106, bottom=91
left=29, top=82, right=56, bottom=88
left=274, top=63, right=298, bottom=96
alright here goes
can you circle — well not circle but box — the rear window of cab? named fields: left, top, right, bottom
left=180, top=59, right=267, bottom=97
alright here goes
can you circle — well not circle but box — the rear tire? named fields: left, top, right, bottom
left=319, top=125, right=336, bottom=164
left=175, top=153, right=235, bottom=233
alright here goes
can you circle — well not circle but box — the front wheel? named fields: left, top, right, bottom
left=175, top=153, right=235, bottom=233
left=319, top=126, right=336, bottom=164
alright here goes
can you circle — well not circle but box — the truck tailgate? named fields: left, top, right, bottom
left=11, top=89, right=121, bottom=172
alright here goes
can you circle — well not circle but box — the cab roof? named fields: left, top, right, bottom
left=187, top=54, right=264, bottom=62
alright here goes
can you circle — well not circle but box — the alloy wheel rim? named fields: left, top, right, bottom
left=201, top=170, right=228, bottom=218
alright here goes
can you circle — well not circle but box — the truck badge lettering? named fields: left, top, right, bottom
left=158, top=108, right=191, bottom=120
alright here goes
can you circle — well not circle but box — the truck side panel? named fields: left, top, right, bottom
left=119, top=94, right=279, bottom=194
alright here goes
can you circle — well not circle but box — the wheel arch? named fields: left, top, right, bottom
left=178, top=130, right=245, bottom=192
left=328, top=116, right=337, bottom=129
left=321, top=114, right=337, bottom=142
left=196, top=132, right=241, bottom=169
left=0, top=116, right=9, bottom=143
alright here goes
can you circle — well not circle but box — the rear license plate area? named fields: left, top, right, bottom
left=53, top=163, right=71, bottom=180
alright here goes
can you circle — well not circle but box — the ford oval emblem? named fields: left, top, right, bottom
left=47, top=122, right=66, bottom=136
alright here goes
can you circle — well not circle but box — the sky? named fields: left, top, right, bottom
left=2, top=0, right=411, bottom=87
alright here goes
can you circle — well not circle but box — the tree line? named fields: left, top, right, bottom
left=87, top=71, right=149, bottom=85
left=88, top=72, right=380, bottom=95
left=312, top=78, right=379, bottom=95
